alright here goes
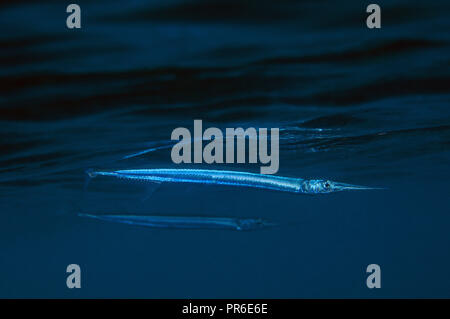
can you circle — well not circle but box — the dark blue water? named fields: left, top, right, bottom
left=1, top=0, right=449, bottom=298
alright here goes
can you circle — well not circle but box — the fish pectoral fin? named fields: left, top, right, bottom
left=140, top=183, right=162, bottom=202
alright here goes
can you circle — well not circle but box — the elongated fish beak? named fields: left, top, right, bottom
left=262, top=221, right=278, bottom=228
left=333, top=182, right=385, bottom=191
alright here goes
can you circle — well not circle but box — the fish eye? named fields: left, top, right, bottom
left=324, top=181, right=331, bottom=188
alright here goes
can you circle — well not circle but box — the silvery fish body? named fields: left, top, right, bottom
left=87, top=168, right=380, bottom=194
left=79, top=213, right=274, bottom=231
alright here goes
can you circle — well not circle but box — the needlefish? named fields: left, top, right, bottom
left=78, top=213, right=275, bottom=231
left=86, top=168, right=383, bottom=194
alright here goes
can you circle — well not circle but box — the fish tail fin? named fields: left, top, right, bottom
left=84, top=168, right=97, bottom=191
left=85, top=168, right=98, bottom=178
left=78, top=212, right=96, bottom=219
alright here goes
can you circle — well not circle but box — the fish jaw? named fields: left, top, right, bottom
left=331, top=182, right=385, bottom=192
